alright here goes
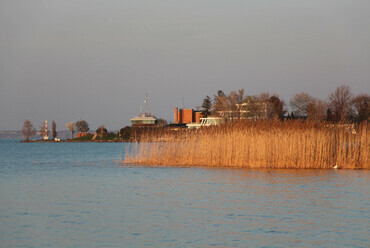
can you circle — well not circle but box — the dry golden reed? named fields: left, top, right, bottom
left=124, top=120, right=369, bottom=169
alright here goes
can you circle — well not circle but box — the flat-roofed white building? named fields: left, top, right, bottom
left=130, top=114, right=157, bottom=127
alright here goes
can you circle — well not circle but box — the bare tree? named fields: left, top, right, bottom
left=22, top=119, right=36, bottom=142
left=351, top=94, right=370, bottom=122
left=76, top=120, right=90, bottom=133
left=52, top=121, right=57, bottom=139
left=211, top=90, right=246, bottom=120
left=212, top=90, right=229, bottom=117
left=228, top=91, right=239, bottom=106
left=157, top=118, right=168, bottom=127
left=328, top=85, right=353, bottom=122
left=65, top=121, right=76, bottom=139
left=290, top=92, right=313, bottom=117
left=241, top=95, right=266, bottom=119
left=237, top=88, right=245, bottom=104
left=227, top=91, right=240, bottom=120
left=307, top=98, right=327, bottom=121
left=257, top=92, right=271, bottom=119
left=258, top=92, right=270, bottom=103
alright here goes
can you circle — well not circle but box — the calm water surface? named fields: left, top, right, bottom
left=0, top=140, right=369, bottom=247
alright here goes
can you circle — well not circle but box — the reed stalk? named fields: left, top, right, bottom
left=124, top=120, right=369, bottom=169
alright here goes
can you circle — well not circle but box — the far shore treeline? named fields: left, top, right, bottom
left=199, top=85, right=368, bottom=123
left=21, top=85, right=368, bottom=143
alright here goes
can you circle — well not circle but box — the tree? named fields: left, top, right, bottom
left=267, top=95, right=286, bottom=120
left=157, top=118, right=167, bottom=127
left=306, top=98, right=327, bottom=121
left=76, top=120, right=90, bottom=133
left=119, top=126, right=132, bottom=141
left=52, top=121, right=57, bottom=139
left=228, top=91, right=239, bottom=105
left=227, top=91, right=240, bottom=120
left=326, top=108, right=334, bottom=122
left=22, top=119, right=36, bottom=142
left=242, top=95, right=268, bottom=119
left=216, top=90, right=226, bottom=98
left=212, top=90, right=229, bottom=117
left=237, top=89, right=245, bottom=104
left=258, top=92, right=270, bottom=103
left=65, top=121, right=76, bottom=139
left=351, top=94, right=370, bottom=122
left=290, top=92, right=313, bottom=117
left=201, top=95, right=212, bottom=117
left=96, top=125, right=107, bottom=138
left=328, top=85, right=353, bottom=122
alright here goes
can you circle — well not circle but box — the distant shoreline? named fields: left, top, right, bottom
left=20, top=140, right=127, bottom=143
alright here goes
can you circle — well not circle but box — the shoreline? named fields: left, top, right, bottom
left=121, top=162, right=369, bottom=170
left=20, top=139, right=128, bottom=143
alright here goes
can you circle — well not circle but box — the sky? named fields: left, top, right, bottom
left=1, top=0, right=369, bottom=131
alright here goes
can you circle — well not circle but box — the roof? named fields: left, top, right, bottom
left=130, top=114, right=157, bottom=121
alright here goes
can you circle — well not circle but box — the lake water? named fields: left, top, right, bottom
left=0, top=140, right=369, bottom=247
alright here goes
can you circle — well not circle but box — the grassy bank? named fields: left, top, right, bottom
left=124, top=120, right=369, bottom=169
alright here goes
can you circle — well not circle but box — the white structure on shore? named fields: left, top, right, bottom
left=186, top=117, right=224, bottom=129
left=40, top=120, right=49, bottom=140
left=130, top=113, right=158, bottom=127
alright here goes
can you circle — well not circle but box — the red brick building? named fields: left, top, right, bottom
left=174, top=108, right=202, bottom=124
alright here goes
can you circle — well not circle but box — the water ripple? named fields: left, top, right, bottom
left=0, top=141, right=369, bottom=247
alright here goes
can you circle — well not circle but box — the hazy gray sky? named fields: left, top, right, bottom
left=1, top=0, right=369, bottom=130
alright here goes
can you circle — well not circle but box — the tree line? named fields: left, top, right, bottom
left=22, top=119, right=91, bottom=142
left=200, top=85, right=369, bottom=123
left=21, top=118, right=165, bottom=142
left=21, top=85, right=369, bottom=141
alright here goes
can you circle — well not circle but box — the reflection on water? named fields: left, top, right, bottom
left=0, top=140, right=369, bottom=247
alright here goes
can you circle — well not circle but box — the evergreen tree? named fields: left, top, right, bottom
left=52, top=121, right=57, bottom=139
left=201, top=95, right=212, bottom=117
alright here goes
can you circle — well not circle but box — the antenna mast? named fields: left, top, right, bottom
left=144, top=93, right=149, bottom=116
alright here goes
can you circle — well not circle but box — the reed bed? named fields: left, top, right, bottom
left=124, top=120, right=369, bottom=169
